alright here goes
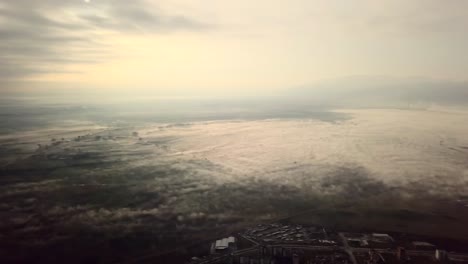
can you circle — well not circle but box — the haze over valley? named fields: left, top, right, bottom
left=1, top=96, right=468, bottom=263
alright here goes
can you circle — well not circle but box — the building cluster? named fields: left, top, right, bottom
left=237, top=247, right=351, bottom=264
left=353, top=248, right=459, bottom=264
left=189, top=222, right=468, bottom=264
left=242, top=223, right=338, bottom=246
left=343, top=233, right=394, bottom=249
left=193, top=246, right=351, bottom=264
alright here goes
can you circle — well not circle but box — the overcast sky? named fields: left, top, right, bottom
left=1, top=0, right=468, bottom=96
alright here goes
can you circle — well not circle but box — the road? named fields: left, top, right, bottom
left=338, top=233, right=358, bottom=264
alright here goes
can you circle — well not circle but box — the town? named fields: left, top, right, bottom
left=189, top=222, right=468, bottom=264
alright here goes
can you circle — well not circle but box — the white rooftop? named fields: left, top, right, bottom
left=372, top=233, right=391, bottom=237
left=412, top=241, right=435, bottom=247
left=215, top=236, right=236, bottom=249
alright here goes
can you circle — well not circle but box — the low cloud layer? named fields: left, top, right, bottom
left=1, top=107, right=468, bottom=262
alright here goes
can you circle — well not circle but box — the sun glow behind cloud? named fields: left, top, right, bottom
left=1, top=0, right=468, bottom=95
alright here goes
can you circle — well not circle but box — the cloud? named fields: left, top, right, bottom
left=0, top=0, right=209, bottom=82
left=323, top=0, right=468, bottom=36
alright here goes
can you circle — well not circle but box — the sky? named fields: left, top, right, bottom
left=1, top=0, right=468, bottom=96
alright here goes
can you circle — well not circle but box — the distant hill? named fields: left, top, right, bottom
left=288, top=76, right=468, bottom=108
